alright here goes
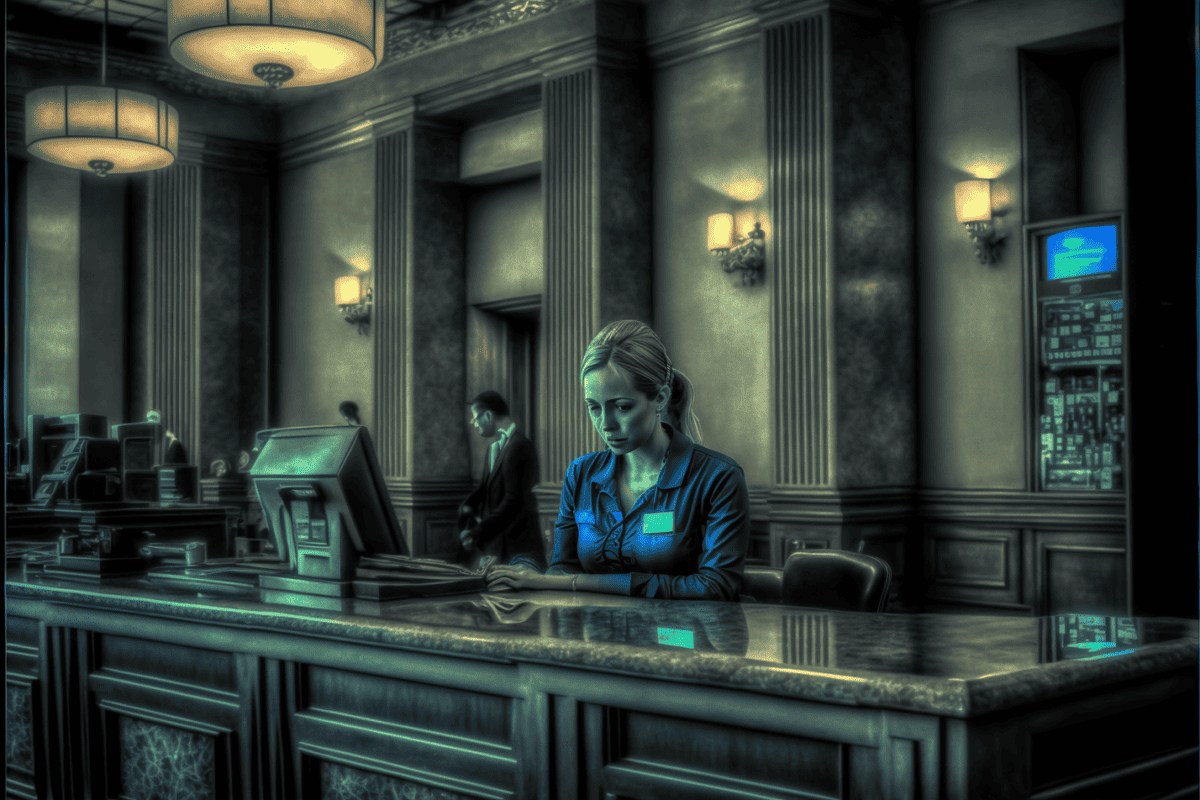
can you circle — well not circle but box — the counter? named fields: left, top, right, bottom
left=5, top=568, right=1197, bottom=800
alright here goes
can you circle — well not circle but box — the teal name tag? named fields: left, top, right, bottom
left=657, top=627, right=694, bottom=648
left=642, top=512, right=674, bottom=533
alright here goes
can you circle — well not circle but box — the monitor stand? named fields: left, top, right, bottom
left=258, top=572, right=354, bottom=598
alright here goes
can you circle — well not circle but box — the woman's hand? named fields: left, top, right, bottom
left=486, top=565, right=571, bottom=593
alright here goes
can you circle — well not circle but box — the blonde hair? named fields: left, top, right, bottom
left=579, top=320, right=703, bottom=442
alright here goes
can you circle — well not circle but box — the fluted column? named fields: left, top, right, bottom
left=767, top=14, right=834, bottom=489
left=537, top=35, right=653, bottom=496
left=542, top=69, right=599, bottom=485
left=373, top=129, right=410, bottom=479
left=760, top=1, right=917, bottom=580
left=147, top=164, right=202, bottom=463
left=373, top=117, right=473, bottom=556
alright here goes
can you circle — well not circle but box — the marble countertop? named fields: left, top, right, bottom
left=6, top=567, right=1196, bottom=717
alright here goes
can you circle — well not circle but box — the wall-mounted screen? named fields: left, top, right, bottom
left=1030, top=212, right=1123, bottom=299
left=1046, top=224, right=1119, bottom=281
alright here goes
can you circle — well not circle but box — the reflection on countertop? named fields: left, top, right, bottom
left=7, top=567, right=1196, bottom=717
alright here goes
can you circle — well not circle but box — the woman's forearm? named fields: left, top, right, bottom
left=574, top=573, right=634, bottom=596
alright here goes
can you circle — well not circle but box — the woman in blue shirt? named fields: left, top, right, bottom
left=488, top=320, right=750, bottom=600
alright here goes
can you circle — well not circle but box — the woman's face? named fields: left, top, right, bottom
left=583, top=362, right=667, bottom=456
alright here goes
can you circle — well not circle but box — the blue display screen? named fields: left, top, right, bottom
left=1046, top=225, right=1118, bottom=280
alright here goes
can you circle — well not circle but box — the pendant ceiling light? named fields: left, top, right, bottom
left=24, top=0, right=179, bottom=177
left=167, top=0, right=386, bottom=89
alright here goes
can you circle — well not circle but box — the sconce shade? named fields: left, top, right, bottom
left=954, top=180, right=992, bottom=223
left=168, top=0, right=386, bottom=88
left=708, top=213, right=735, bottom=251
left=335, top=275, right=362, bottom=306
left=25, top=86, right=179, bottom=175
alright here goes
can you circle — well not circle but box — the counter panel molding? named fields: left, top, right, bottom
left=5, top=573, right=1196, bottom=800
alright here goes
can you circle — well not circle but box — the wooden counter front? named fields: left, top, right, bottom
left=5, top=569, right=1197, bottom=800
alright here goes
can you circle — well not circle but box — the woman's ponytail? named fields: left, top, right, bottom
left=666, top=369, right=703, bottom=443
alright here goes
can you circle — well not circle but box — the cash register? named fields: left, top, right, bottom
left=142, top=425, right=485, bottom=601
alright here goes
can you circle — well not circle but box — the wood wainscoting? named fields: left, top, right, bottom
left=920, top=489, right=1126, bottom=616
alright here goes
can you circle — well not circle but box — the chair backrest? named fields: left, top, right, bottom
left=739, top=566, right=783, bottom=604
left=781, top=551, right=892, bottom=612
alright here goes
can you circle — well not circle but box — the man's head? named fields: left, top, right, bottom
left=339, top=400, right=361, bottom=426
left=469, top=391, right=509, bottom=438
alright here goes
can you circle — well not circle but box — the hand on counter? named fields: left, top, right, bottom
left=487, top=564, right=570, bottom=592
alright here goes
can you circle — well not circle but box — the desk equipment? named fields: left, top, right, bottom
left=29, top=502, right=236, bottom=583
left=25, top=413, right=108, bottom=499
left=157, top=464, right=199, bottom=504
left=250, top=425, right=409, bottom=598
left=111, top=421, right=163, bottom=501
left=1026, top=213, right=1127, bottom=492
left=30, top=437, right=120, bottom=507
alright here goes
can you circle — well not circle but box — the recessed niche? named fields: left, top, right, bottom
left=1020, top=25, right=1125, bottom=224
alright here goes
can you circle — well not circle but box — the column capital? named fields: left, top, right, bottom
left=532, top=37, right=644, bottom=79
left=755, top=0, right=904, bottom=27
left=278, top=97, right=416, bottom=171
left=176, top=132, right=277, bottom=174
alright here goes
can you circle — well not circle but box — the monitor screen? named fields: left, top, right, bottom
left=1045, top=224, right=1118, bottom=281
left=124, top=438, right=154, bottom=470
left=251, top=426, right=406, bottom=574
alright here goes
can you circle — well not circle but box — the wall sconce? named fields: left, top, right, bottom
left=708, top=213, right=766, bottom=286
left=954, top=180, right=1006, bottom=265
left=335, top=275, right=372, bottom=335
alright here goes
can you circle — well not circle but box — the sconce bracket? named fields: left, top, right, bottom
left=964, top=221, right=1005, bottom=265
left=338, top=287, right=372, bottom=335
left=717, top=223, right=767, bottom=286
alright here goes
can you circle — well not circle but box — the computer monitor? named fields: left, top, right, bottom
left=111, top=422, right=164, bottom=501
left=1029, top=212, right=1124, bottom=298
left=250, top=425, right=406, bottom=596
left=25, top=414, right=109, bottom=499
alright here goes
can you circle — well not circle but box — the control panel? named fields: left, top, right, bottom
left=1040, top=294, right=1124, bottom=367
left=1037, top=291, right=1125, bottom=491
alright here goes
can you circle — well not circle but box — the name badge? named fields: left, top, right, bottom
left=642, top=512, right=674, bottom=534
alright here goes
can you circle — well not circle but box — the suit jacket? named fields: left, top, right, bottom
left=458, top=430, right=546, bottom=571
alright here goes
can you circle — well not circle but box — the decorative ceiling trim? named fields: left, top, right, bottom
left=5, top=31, right=270, bottom=107
left=416, top=58, right=543, bottom=117
left=384, top=0, right=588, bottom=63
left=177, top=132, right=278, bottom=174
left=918, top=0, right=991, bottom=14
left=645, top=12, right=761, bottom=70
left=278, top=98, right=418, bottom=171
left=531, top=37, right=643, bottom=78
left=753, top=0, right=907, bottom=26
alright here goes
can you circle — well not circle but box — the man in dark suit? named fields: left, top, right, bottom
left=458, top=391, right=547, bottom=571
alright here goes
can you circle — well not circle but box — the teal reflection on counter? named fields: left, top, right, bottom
left=657, top=627, right=695, bottom=649
left=1049, top=614, right=1142, bottom=662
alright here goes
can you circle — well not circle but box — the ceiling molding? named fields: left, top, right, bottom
left=918, top=0, right=991, bottom=14
left=645, top=12, right=761, bottom=70
left=176, top=133, right=278, bottom=174
left=415, top=58, right=544, bottom=119
left=5, top=31, right=272, bottom=107
left=753, top=0, right=908, bottom=26
left=384, top=0, right=589, bottom=64
left=277, top=98, right=419, bottom=171
left=531, top=36, right=644, bottom=78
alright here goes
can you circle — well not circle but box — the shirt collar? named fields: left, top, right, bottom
left=497, top=422, right=516, bottom=441
left=589, top=422, right=694, bottom=490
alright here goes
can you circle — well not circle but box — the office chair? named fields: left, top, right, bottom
left=739, top=566, right=783, bottom=603
left=781, top=550, right=892, bottom=612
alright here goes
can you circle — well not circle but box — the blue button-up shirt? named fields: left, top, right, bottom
left=547, top=424, right=750, bottom=600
